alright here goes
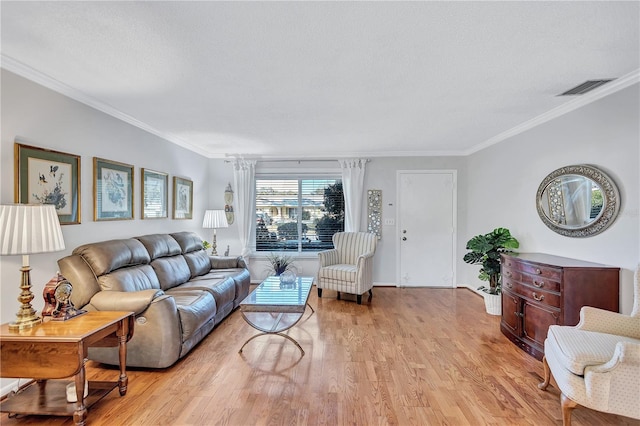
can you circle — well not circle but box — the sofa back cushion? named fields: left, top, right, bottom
left=171, top=232, right=203, bottom=253
left=171, top=232, right=210, bottom=278
left=151, top=256, right=192, bottom=290
left=73, top=239, right=151, bottom=276
left=135, top=234, right=182, bottom=260
left=184, top=250, right=211, bottom=278
left=71, top=238, right=160, bottom=292
left=99, top=265, right=161, bottom=292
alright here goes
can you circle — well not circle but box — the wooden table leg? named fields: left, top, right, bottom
left=73, top=366, right=87, bottom=426
left=117, top=330, right=128, bottom=396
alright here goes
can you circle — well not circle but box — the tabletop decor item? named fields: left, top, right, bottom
left=0, top=204, right=66, bottom=330
left=202, top=209, right=228, bottom=255
left=42, top=272, right=87, bottom=321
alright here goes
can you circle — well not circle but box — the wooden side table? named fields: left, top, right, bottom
left=0, top=311, right=134, bottom=426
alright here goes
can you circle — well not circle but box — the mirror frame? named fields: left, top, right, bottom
left=536, top=164, right=620, bottom=238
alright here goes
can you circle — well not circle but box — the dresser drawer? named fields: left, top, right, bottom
left=501, top=267, right=520, bottom=282
left=518, top=262, right=562, bottom=282
left=503, top=280, right=561, bottom=309
left=519, top=273, right=561, bottom=293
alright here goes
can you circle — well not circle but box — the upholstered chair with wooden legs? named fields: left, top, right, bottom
left=538, top=264, right=640, bottom=425
left=316, top=232, right=377, bottom=304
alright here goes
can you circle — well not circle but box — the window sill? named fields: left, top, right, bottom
left=249, top=252, right=320, bottom=260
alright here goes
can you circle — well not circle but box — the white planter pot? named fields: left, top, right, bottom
left=483, top=293, right=502, bottom=316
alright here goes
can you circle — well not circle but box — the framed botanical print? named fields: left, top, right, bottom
left=94, top=157, right=134, bottom=221
left=173, top=177, right=193, bottom=220
left=141, top=168, right=168, bottom=219
left=14, top=143, right=81, bottom=225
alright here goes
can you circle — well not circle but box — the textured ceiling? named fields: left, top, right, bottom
left=1, top=1, right=639, bottom=159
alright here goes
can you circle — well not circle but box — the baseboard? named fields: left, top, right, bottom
left=458, top=283, right=484, bottom=297
left=1, top=378, right=23, bottom=399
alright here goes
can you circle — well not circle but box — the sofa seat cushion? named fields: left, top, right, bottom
left=165, top=289, right=216, bottom=343
left=192, top=269, right=246, bottom=280
left=318, top=264, right=357, bottom=283
left=547, top=325, right=640, bottom=375
left=175, top=277, right=236, bottom=310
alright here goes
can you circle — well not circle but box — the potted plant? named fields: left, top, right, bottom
left=463, top=227, right=519, bottom=315
left=265, top=252, right=296, bottom=276
left=202, top=240, right=212, bottom=254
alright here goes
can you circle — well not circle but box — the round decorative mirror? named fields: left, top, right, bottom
left=536, top=165, right=620, bottom=238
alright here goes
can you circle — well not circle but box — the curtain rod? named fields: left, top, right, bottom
left=224, top=159, right=370, bottom=163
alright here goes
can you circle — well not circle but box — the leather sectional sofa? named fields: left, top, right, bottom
left=57, top=231, right=250, bottom=368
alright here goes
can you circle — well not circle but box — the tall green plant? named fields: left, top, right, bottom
left=463, top=227, right=519, bottom=294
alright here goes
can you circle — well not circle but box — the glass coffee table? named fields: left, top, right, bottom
left=239, top=275, right=314, bottom=356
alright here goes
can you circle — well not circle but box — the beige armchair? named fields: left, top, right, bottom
left=317, top=232, right=377, bottom=304
left=538, top=264, right=640, bottom=425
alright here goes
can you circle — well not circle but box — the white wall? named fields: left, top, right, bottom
left=465, top=83, right=640, bottom=314
left=2, top=70, right=636, bottom=362
left=1, top=70, right=211, bottom=323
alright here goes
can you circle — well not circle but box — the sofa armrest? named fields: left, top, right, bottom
left=318, top=249, right=339, bottom=267
left=210, top=256, right=247, bottom=269
left=577, top=306, right=640, bottom=339
left=90, top=289, right=166, bottom=315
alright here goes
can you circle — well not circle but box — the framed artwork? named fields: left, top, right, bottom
left=93, top=157, right=134, bottom=221
left=173, top=177, right=193, bottom=220
left=14, top=142, right=81, bottom=225
left=141, top=168, right=168, bottom=219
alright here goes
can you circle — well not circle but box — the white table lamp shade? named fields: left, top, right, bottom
left=1, top=204, right=66, bottom=331
left=202, top=210, right=228, bottom=229
left=1, top=204, right=65, bottom=255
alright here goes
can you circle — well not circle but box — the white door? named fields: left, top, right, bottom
left=397, top=171, right=456, bottom=287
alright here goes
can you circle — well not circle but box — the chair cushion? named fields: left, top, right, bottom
left=547, top=325, right=640, bottom=375
left=318, top=264, right=357, bottom=282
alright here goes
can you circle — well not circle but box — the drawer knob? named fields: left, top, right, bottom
left=533, top=280, right=544, bottom=288
left=506, top=281, right=513, bottom=288
left=533, top=292, right=545, bottom=302
left=535, top=268, right=542, bottom=275
left=505, top=271, right=512, bottom=277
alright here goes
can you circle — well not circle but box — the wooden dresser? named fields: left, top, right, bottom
left=500, top=253, right=619, bottom=360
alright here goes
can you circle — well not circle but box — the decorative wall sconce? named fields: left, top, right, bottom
left=224, top=183, right=234, bottom=225
left=367, top=189, right=382, bottom=239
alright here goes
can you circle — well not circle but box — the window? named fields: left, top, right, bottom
left=256, top=178, right=344, bottom=252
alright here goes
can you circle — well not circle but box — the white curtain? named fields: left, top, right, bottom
left=340, top=159, right=367, bottom=232
left=562, top=176, right=592, bottom=226
left=232, top=159, right=256, bottom=258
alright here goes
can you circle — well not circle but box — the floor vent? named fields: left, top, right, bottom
left=558, top=79, right=615, bottom=96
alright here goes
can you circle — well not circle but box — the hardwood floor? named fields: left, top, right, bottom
left=2, top=287, right=638, bottom=425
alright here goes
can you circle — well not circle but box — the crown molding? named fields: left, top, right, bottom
left=1, top=54, right=210, bottom=157
left=3, top=54, right=637, bottom=159
left=465, top=68, right=640, bottom=155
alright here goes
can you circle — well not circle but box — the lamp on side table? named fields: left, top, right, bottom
left=0, top=204, right=65, bottom=330
left=202, top=209, right=228, bottom=256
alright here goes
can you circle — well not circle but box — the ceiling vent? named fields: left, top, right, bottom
left=558, top=79, right=615, bottom=96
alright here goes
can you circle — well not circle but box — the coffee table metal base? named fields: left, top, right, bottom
left=239, top=304, right=314, bottom=355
